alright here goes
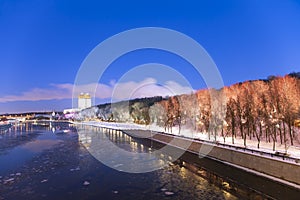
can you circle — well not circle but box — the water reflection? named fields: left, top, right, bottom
left=76, top=125, right=240, bottom=199
left=153, top=162, right=238, bottom=200
left=0, top=122, right=75, bottom=174
left=6, top=121, right=76, bottom=134
left=0, top=123, right=273, bottom=199
left=78, top=125, right=283, bottom=199
left=77, top=125, right=175, bottom=173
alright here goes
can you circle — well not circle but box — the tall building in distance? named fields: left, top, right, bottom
left=78, top=93, right=92, bottom=110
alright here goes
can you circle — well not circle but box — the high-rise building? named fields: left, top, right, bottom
left=78, top=93, right=92, bottom=110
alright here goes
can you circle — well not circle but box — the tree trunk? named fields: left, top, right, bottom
left=231, top=119, right=235, bottom=144
left=265, top=127, right=268, bottom=142
left=259, top=122, right=262, bottom=137
left=252, top=122, right=256, bottom=138
left=248, top=123, right=251, bottom=140
left=270, top=133, right=276, bottom=151
left=273, top=126, right=277, bottom=151
left=279, top=122, right=283, bottom=144
left=214, top=127, right=217, bottom=142
left=273, top=125, right=277, bottom=142
left=244, top=132, right=246, bottom=147
left=283, top=122, right=287, bottom=152
left=257, top=122, right=262, bottom=149
left=240, top=124, right=244, bottom=139
left=288, top=121, right=293, bottom=146
left=221, top=128, right=226, bottom=144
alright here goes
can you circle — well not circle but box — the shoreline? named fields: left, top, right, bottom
left=74, top=121, right=300, bottom=190
left=73, top=121, right=300, bottom=164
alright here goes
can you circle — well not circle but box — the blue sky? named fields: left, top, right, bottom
left=0, top=0, right=300, bottom=113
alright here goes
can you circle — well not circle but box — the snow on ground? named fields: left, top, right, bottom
left=75, top=121, right=300, bottom=162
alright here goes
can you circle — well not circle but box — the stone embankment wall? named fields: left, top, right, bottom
left=125, top=130, right=300, bottom=186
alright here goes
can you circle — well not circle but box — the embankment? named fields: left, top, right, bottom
left=123, top=129, right=300, bottom=187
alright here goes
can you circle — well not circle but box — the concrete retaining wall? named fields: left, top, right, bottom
left=125, top=130, right=300, bottom=186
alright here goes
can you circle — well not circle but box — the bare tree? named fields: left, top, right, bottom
left=226, top=98, right=237, bottom=144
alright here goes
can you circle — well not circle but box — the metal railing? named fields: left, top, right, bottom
left=156, top=131, right=300, bottom=164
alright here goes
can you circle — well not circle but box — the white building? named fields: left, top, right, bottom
left=63, top=108, right=80, bottom=114
left=78, top=93, right=92, bottom=110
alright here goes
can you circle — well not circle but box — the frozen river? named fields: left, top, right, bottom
left=0, top=122, right=296, bottom=199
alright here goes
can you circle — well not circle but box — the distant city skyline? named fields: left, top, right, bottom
left=0, top=0, right=300, bottom=113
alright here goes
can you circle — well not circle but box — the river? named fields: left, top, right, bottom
left=0, top=121, right=279, bottom=199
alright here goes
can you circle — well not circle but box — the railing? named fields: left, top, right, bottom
left=154, top=131, right=300, bottom=164
left=75, top=123, right=300, bottom=165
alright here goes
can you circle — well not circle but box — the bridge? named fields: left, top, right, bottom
left=0, top=111, right=62, bottom=121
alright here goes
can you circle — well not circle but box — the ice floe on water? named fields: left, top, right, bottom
left=70, top=166, right=80, bottom=171
left=4, top=178, right=14, bottom=184
left=83, top=181, right=90, bottom=186
left=165, top=191, right=174, bottom=195
left=113, top=164, right=123, bottom=168
left=41, top=179, right=48, bottom=183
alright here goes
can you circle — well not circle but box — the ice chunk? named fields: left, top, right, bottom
left=70, top=166, right=80, bottom=171
left=4, top=178, right=14, bottom=184
left=113, top=164, right=123, bottom=168
left=83, top=181, right=90, bottom=186
left=165, top=191, right=174, bottom=195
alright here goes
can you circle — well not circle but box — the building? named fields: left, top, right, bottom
left=63, top=108, right=80, bottom=114
left=78, top=93, right=92, bottom=110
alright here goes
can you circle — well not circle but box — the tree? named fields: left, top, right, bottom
left=209, top=89, right=226, bottom=142
left=226, top=98, right=237, bottom=144
left=149, top=103, right=165, bottom=127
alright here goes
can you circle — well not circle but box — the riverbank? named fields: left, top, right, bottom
left=0, top=121, right=242, bottom=200
left=73, top=121, right=300, bottom=159
left=76, top=121, right=300, bottom=190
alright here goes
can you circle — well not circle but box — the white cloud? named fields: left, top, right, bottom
left=0, top=85, right=72, bottom=103
left=0, top=78, right=194, bottom=103
left=111, top=78, right=193, bottom=100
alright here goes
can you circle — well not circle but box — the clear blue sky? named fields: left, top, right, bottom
left=0, top=0, right=299, bottom=113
